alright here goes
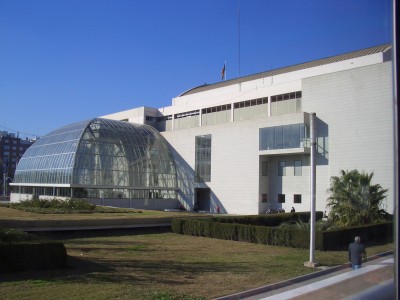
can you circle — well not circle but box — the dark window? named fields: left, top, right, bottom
left=262, top=194, right=268, bottom=203
left=278, top=161, right=286, bottom=176
left=294, top=194, right=302, bottom=203
left=262, top=161, right=268, bottom=176
left=278, top=194, right=285, bottom=203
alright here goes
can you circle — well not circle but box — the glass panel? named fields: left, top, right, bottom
left=259, top=123, right=309, bottom=150
left=14, top=118, right=177, bottom=192
left=195, top=135, right=212, bottom=182
left=294, top=160, right=302, bottom=176
left=278, top=161, right=286, bottom=176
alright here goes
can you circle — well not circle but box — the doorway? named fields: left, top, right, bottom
left=194, top=188, right=210, bottom=212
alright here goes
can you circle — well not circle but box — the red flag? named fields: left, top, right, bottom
left=221, top=63, right=225, bottom=80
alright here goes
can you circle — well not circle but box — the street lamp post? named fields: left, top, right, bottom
left=2, top=173, right=12, bottom=197
left=304, top=113, right=320, bottom=268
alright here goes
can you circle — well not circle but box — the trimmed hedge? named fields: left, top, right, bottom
left=171, top=217, right=321, bottom=248
left=0, top=241, right=67, bottom=272
left=211, top=212, right=323, bottom=226
left=321, top=222, right=393, bottom=250
left=0, top=228, right=67, bottom=272
left=171, top=215, right=392, bottom=250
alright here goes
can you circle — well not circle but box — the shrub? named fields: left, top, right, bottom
left=0, top=228, right=38, bottom=243
left=0, top=242, right=67, bottom=272
left=10, top=198, right=96, bottom=213
left=0, top=228, right=67, bottom=272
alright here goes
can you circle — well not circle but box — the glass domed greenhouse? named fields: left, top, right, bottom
left=11, top=118, right=178, bottom=209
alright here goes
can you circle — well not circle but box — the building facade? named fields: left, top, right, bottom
left=103, top=44, right=394, bottom=214
left=11, top=44, right=395, bottom=214
left=1, top=131, right=34, bottom=197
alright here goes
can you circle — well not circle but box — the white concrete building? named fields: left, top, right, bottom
left=103, top=44, right=395, bottom=214
left=11, top=44, right=394, bottom=215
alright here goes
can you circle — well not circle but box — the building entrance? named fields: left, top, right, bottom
left=194, top=188, right=210, bottom=212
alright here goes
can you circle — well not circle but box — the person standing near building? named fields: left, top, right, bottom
left=348, top=236, right=366, bottom=270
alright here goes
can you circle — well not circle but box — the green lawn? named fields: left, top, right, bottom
left=0, top=206, right=394, bottom=300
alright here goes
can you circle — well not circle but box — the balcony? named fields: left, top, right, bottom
left=259, top=123, right=310, bottom=155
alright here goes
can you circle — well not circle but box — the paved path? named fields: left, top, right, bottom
left=216, top=253, right=394, bottom=300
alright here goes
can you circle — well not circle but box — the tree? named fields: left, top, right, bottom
left=326, top=170, right=388, bottom=227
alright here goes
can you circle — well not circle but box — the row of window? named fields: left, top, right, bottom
left=261, top=194, right=302, bottom=203
left=175, top=110, right=199, bottom=119
left=202, top=104, right=232, bottom=114
left=233, top=97, right=268, bottom=109
left=1, top=139, right=19, bottom=144
left=279, top=160, right=302, bottom=176
left=150, top=91, right=301, bottom=123
left=2, top=145, right=27, bottom=151
left=270, top=91, right=302, bottom=102
left=2, top=151, right=24, bottom=157
left=261, top=160, right=302, bottom=176
left=13, top=186, right=177, bottom=200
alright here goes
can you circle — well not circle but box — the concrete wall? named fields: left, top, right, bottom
left=162, top=62, right=394, bottom=215
left=162, top=113, right=310, bottom=215
left=302, top=62, right=394, bottom=213
left=100, top=50, right=394, bottom=215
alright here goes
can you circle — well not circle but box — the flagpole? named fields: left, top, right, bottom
left=238, top=0, right=241, bottom=77
left=225, top=60, right=227, bottom=81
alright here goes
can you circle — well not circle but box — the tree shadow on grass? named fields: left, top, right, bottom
left=64, top=258, right=252, bottom=287
left=0, top=254, right=253, bottom=288
left=0, top=255, right=111, bottom=283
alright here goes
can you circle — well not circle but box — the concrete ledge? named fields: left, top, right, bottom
left=22, top=223, right=171, bottom=232
left=304, top=261, right=320, bottom=268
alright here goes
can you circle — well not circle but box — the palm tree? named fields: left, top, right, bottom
left=326, top=170, right=388, bottom=227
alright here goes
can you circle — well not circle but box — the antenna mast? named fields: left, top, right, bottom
left=238, top=0, right=241, bottom=77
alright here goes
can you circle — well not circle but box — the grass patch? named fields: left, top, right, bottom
left=127, top=244, right=147, bottom=252
left=0, top=206, right=197, bottom=229
left=0, top=231, right=393, bottom=300
left=0, top=205, right=394, bottom=299
left=151, top=291, right=205, bottom=300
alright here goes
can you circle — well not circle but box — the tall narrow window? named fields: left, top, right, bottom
left=294, top=160, right=302, bottom=176
left=195, top=135, right=212, bottom=182
left=278, top=161, right=286, bottom=176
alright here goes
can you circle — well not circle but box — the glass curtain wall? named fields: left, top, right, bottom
left=259, top=124, right=309, bottom=151
left=13, top=120, right=86, bottom=184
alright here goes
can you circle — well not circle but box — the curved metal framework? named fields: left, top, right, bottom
left=13, top=118, right=177, bottom=199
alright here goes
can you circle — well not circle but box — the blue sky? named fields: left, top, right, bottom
left=0, top=0, right=393, bottom=138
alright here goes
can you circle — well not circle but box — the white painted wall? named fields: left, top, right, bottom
left=302, top=62, right=394, bottom=213
left=162, top=113, right=310, bottom=215
left=102, top=49, right=394, bottom=215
